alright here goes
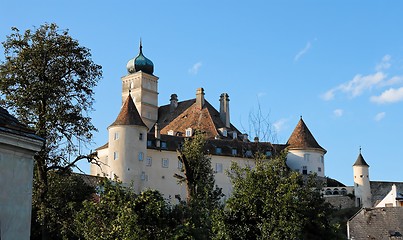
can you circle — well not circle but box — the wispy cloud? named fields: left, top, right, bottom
left=273, top=118, right=288, bottom=133
left=333, top=109, right=343, bottom=117
left=321, top=72, right=386, bottom=100
left=375, top=55, right=391, bottom=71
left=370, top=87, right=403, bottom=104
left=374, top=112, right=386, bottom=121
left=294, top=41, right=312, bottom=62
left=322, top=55, right=403, bottom=103
left=188, top=62, right=202, bottom=75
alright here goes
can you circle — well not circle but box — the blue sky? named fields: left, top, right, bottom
left=1, top=1, right=403, bottom=186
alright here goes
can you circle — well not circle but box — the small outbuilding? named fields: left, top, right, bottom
left=0, top=107, right=43, bottom=239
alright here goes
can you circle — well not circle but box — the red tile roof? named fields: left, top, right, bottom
left=110, top=94, right=147, bottom=128
left=286, top=117, right=326, bottom=153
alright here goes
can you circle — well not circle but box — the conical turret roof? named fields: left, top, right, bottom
left=110, top=94, right=147, bottom=128
left=286, top=117, right=326, bottom=153
left=353, top=152, right=369, bottom=167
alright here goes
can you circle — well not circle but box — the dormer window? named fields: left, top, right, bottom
left=222, top=130, right=227, bottom=137
left=233, top=132, right=237, bottom=139
left=216, top=147, right=222, bottom=154
left=161, top=141, right=167, bottom=149
left=232, top=148, right=237, bottom=155
left=185, top=128, right=193, bottom=137
left=168, top=130, right=174, bottom=136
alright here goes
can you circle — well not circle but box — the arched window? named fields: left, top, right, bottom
left=341, top=188, right=347, bottom=195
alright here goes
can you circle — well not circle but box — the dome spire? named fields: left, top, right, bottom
left=126, top=39, right=154, bottom=75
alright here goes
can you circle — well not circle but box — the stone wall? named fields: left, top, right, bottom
left=324, top=195, right=355, bottom=209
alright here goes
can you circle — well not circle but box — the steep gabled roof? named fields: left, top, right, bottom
left=157, top=99, right=242, bottom=139
left=353, top=153, right=369, bottom=167
left=0, top=106, right=43, bottom=141
left=110, top=94, right=147, bottom=128
left=286, top=117, right=326, bottom=153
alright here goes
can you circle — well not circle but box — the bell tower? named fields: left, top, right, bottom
left=121, top=40, right=159, bottom=129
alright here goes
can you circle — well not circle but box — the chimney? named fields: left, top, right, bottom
left=155, top=123, right=160, bottom=148
left=196, top=88, right=205, bottom=109
left=219, top=93, right=230, bottom=128
left=254, top=136, right=259, bottom=143
left=170, top=94, right=178, bottom=112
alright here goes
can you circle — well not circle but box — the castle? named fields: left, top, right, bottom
left=90, top=42, right=327, bottom=201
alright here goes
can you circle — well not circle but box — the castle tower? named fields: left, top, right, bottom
left=353, top=149, right=372, bottom=208
left=122, top=41, right=159, bottom=129
left=286, top=117, right=327, bottom=177
left=107, top=94, right=148, bottom=190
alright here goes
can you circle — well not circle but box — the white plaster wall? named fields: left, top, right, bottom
left=375, top=184, right=398, bottom=207
left=107, top=125, right=148, bottom=186
left=0, top=133, right=42, bottom=240
left=286, top=149, right=325, bottom=177
left=353, top=165, right=372, bottom=207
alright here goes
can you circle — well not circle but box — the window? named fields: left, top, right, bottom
left=162, top=158, right=169, bottom=168
left=318, top=167, right=322, bottom=172
left=113, top=151, right=119, bottom=160
left=139, top=133, right=143, bottom=140
left=185, top=128, right=193, bottom=137
left=231, top=148, right=237, bottom=155
left=138, top=152, right=144, bottom=161
left=216, top=147, right=222, bottom=154
left=141, top=171, right=147, bottom=181
left=178, top=160, right=183, bottom=170
left=265, top=151, right=272, bottom=157
left=147, top=140, right=152, bottom=147
left=168, top=130, right=174, bottom=136
left=222, top=130, right=227, bottom=137
left=245, top=150, right=252, bottom=157
left=215, top=163, right=223, bottom=173
left=146, top=157, right=152, bottom=166
left=114, top=132, right=119, bottom=140
left=321, top=156, right=324, bottom=163
left=233, top=132, right=237, bottom=139
left=161, top=141, right=167, bottom=149
left=302, top=166, right=307, bottom=175
left=304, top=154, right=310, bottom=161
left=147, top=112, right=151, bottom=118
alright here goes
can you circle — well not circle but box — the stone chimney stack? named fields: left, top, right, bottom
left=154, top=123, right=160, bottom=148
left=170, top=94, right=178, bottom=112
left=219, top=93, right=230, bottom=128
left=196, top=88, right=205, bottom=109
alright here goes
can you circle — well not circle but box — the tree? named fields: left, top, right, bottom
left=175, top=132, right=223, bottom=239
left=0, top=23, right=102, bottom=239
left=75, top=179, right=174, bottom=240
left=214, top=151, right=339, bottom=239
left=30, top=172, right=95, bottom=240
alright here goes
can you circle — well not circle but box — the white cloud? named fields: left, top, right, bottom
left=188, top=62, right=202, bottom=75
left=294, top=41, right=311, bottom=62
left=333, top=109, right=343, bottom=117
left=273, top=118, right=288, bottom=133
left=374, top=112, right=386, bottom=121
left=370, top=87, right=403, bottom=104
left=375, top=55, right=391, bottom=71
left=322, top=72, right=386, bottom=100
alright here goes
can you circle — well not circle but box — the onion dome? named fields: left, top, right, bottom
left=126, top=40, right=154, bottom=75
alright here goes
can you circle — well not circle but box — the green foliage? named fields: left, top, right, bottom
left=0, top=23, right=102, bottom=239
left=214, top=152, right=340, bottom=240
left=31, top=172, right=95, bottom=240
left=176, top=132, right=223, bottom=239
left=75, top=179, right=175, bottom=240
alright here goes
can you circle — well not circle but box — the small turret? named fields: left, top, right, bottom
left=286, top=117, right=326, bottom=177
left=353, top=148, right=372, bottom=208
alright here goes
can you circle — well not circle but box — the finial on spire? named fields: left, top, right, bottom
left=359, top=146, right=362, bottom=154
left=139, top=38, right=143, bottom=53
left=300, top=115, right=302, bottom=119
